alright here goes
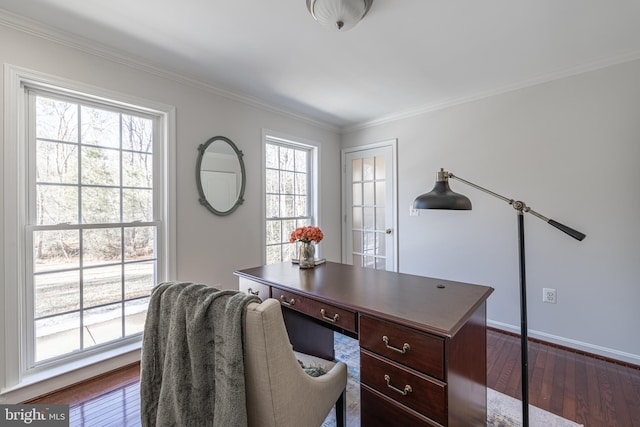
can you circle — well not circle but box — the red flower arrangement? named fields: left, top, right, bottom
left=289, top=226, right=324, bottom=244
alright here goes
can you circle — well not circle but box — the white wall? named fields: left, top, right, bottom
left=342, top=59, right=640, bottom=364
left=0, top=21, right=342, bottom=400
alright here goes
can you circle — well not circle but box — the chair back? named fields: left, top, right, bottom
left=243, top=298, right=347, bottom=427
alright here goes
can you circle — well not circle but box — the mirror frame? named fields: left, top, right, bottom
left=196, top=136, right=246, bottom=216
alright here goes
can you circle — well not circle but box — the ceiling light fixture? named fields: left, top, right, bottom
left=306, top=0, right=373, bottom=31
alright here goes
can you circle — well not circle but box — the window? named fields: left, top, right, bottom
left=3, top=66, right=175, bottom=386
left=264, top=135, right=318, bottom=264
left=28, top=91, right=161, bottom=364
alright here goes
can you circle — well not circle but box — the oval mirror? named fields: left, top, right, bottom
left=196, top=136, right=246, bottom=216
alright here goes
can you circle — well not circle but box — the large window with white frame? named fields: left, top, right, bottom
left=264, top=135, right=318, bottom=264
left=3, top=67, right=174, bottom=386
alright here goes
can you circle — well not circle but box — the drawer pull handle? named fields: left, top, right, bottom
left=247, top=287, right=260, bottom=296
left=384, top=374, right=412, bottom=396
left=382, top=336, right=410, bottom=354
left=320, top=308, right=340, bottom=323
left=279, top=295, right=296, bottom=306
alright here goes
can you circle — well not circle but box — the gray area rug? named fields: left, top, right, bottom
left=323, top=333, right=583, bottom=427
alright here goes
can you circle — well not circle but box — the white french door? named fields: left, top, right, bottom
left=342, top=141, right=397, bottom=271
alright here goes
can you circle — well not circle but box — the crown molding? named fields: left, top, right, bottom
left=3, top=8, right=637, bottom=135
left=344, top=49, right=640, bottom=133
left=0, top=9, right=339, bottom=133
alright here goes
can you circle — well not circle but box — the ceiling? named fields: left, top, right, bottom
left=1, top=0, right=639, bottom=129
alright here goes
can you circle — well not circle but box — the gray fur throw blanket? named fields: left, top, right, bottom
left=140, top=281, right=260, bottom=427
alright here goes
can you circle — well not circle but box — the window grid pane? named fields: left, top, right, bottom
left=31, top=92, right=158, bottom=365
left=265, top=140, right=314, bottom=264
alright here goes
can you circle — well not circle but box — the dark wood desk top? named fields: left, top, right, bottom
left=235, top=261, right=493, bottom=338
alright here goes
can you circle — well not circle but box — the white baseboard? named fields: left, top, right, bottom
left=488, top=320, right=640, bottom=367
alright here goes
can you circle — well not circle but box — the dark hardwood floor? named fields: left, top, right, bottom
left=28, top=329, right=640, bottom=426
left=486, top=329, right=640, bottom=426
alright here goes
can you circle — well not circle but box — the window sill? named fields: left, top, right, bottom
left=0, top=341, right=141, bottom=403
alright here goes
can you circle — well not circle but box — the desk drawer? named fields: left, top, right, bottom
left=274, top=287, right=357, bottom=333
left=360, top=315, right=445, bottom=380
left=238, top=278, right=270, bottom=301
left=360, top=350, right=447, bottom=425
left=361, top=385, right=441, bottom=427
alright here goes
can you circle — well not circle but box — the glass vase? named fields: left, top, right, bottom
left=298, top=241, right=315, bottom=268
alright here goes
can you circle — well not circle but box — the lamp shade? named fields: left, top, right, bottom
left=306, top=0, right=373, bottom=31
left=413, top=170, right=472, bottom=210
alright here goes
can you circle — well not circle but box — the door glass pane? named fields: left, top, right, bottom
left=363, top=157, right=374, bottom=180
left=363, top=207, right=374, bottom=229
left=375, top=182, right=385, bottom=206
left=363, top=182, right=374, bottom=206
left=363, top=256, right=375, bottom=269
left=352, top=231, right=362, bottom=252
left=352, top=159, right=362, bottom=181
left=375, top=156, right=385, bottom=180
left=376, top=232, right=386, bottom=256
left=363, top=231, right=375, bottom=254
left=352, top=254, right=361, bottom=267
left=376, top=208, right=385, bottom=230
left=353, top=207, right=362, bottom=229
left=352, top=183, right=362, bottom=206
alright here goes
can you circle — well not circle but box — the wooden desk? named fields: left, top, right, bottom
left=235, top=261, right=494, bottom=427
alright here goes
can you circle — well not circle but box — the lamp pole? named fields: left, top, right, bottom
left=414, top=169, right=585, bottom=427
left=516, top=205, right=529, bottom=426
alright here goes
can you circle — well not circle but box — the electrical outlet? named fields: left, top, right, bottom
left=409, top=205, right=420, bottom=216
left=543, top=288, right=557, bottom=304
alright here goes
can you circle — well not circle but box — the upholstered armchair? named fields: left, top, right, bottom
left=243, top=298, right=347, bottom=427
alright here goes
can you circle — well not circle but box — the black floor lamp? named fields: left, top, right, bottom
left=413, top=168, right=585, bottom=427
